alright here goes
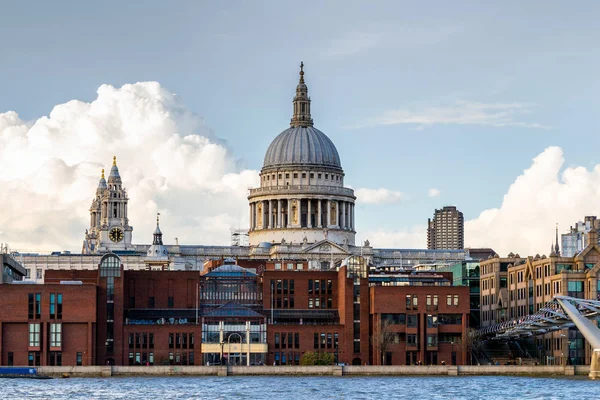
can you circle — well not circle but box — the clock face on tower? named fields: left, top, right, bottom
left=109, top=227, right=124, bottom=243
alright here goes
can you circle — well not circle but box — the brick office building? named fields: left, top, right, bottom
left=0, top=281, right=97, bottom=366
left=0, top=254, right=470, bottom=366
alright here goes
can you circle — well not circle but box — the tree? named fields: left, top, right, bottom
left=452, top=328, right=483, bottom=365
left=300, top=351, right=335, bottom=366
left=370, top=319, right=397, bottom=365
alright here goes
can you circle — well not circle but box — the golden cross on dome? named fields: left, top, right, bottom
left=101, top=168, right=104, bottom=179
left=113, top=156, right=117, bottom=166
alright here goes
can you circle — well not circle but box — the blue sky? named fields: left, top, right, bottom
left=1, top=1, right=600, bottom=254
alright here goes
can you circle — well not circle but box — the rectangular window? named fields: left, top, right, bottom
left=143, top=333, right=149, bottom=348
left=148, top=297, right=155, bottom=308
left=35, top=293, right=41, bottom=319
left=189, top=352, right=194, bottom=365
left=275, top=333, right=280, bottom=349
left=275, top=263, right=281, bottom=270
left=287, top=263, right=294, bottom=270
left=135, top=333, right=141, bottom=348
left=50, top=293, right=56, bottom=318
left=407, top=334, right=418, bottom=347
left=57, top=294, right=62, bottom=319
left=176, top=333, right=181, bottom=348
left=407, top=315, right=417, bottom=328
left=327, top=333, right=332, bottom=349
left=149, top=352, right=155, bottom=365
left=77, top=352, right=83, bottom=366
left=294, top=333, right=300, bottom=349
left=50, top=323, right=62, bottom=347
left=28, top=293, right=34, bottom=319
left=8, top=352, right=13, bottom=366
left=168, top=296, right=174, bottom=308
left=296, top=263, right=303, bottom=270
left=190, top=333, right=194, bottom=349
left=150, top=333, right=155, bottom=349
left=447, top=295, right=452, bottom=306
left=49, top=351, right=62, bottom=366
left=453, top=295, right=459, bottom=306
left=182, top=333, right=188, bottom=349
left=320, top=333, right=326, bottom=349
left=427, top=335, right=438, bottom=347
left=288, top=333, right=293, bottom=349
left=29, top=323, right=41, bottom=347
left=169, top=333, right=174, bottom=349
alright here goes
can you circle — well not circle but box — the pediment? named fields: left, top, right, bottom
left=302, top=240, right=350, bottom=255
left=576, top=244, right=600, bottom=261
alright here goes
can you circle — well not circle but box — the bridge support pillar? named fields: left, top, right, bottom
left=590, top=350, right=600, bottom=380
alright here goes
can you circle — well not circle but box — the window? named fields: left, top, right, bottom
left=28, top=352, right=40, bottom=366
left=275, top=333, right=280, bottom=349
left=57, top=294, right=62, bottom=319
left=287, top=263, right=294, bottom=270
left=296, top=263, right=303, bottom=270
left=275, top=263, right=281, bottom=270
left=168, top=296, right=174, bottom=308
left=50, top=323, right=62, bottom=347
left=28, top=293, right=34, bottom=319
left=8, top=352, right=14, bottom=366
left=189, top=333, right=194, bottom=349
left=169, top=333, right=174, bottom=349
left=36, top=269, right=42, bottom=279
left=427, top=335, right=438, bottom=347
left=35, top=293, right=41, bottom=318
left=148, top=296, right=155, bottom=308
left=49, top=352, right=62, bottom=366
left=310, top=173, right=314, bottom=179
left=50, top=293, right=55, bottom=317
left=407, top=315, right=417, bottom=328
left=407, top=334, right=418, bottom=347
left=293, top=173, right=298, bottom=178
left=294, top=333, right=300, bottom=349
left=29, top=323, right=41, bottom=347
left=318, top=174, right=322, bottom=179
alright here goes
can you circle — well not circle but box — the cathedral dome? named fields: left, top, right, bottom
left=262, top=62, right=342, bottom=172
left=263, top=126, right=341, bottom=170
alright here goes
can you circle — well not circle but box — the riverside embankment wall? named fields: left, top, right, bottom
left=34, top=365, right=591, bottom=378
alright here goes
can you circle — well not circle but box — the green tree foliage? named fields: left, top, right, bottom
left=299, top=351, right=334, bottom=366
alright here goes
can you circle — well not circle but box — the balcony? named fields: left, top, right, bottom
left=125, top=308, right=199, bottom=325
left=248, top=185, right=355, bottom=198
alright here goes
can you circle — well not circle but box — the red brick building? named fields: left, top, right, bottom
left=0, top=254, right=470, bottom=366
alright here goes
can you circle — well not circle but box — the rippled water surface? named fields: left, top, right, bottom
left=2, top=376, right=596, bottom=400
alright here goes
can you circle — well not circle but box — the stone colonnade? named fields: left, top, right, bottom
left=249, top=199, right=355, bottom=231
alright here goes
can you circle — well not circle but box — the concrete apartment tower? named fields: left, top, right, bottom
left=427, top=206, right=464, bottom=250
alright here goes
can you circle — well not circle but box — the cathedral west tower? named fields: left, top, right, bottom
left=83, top=157, right=134, bottom=254
left=248, top=63, right=356, bottom=246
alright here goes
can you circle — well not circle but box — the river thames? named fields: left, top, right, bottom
left=1, top=376, right=595, bottom=400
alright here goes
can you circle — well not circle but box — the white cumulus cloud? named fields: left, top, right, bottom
left=428, top=188, right=441, bottom=197
left=0, top=82, right=259, bottom=252
left=361, top=146, right=600, bottom=256
left=356, top=188, right=404, bottom=204
left=465, top=146, right=600, bottom=256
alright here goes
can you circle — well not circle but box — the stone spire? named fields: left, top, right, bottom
left=97, top=168, right=107, bottom=192
left=290, top=61, right=313, bottom=128
left=108, top=155, right=121, bottom=182
left=153, top=212, right=163, bottom=245
left=555, top=223, right=560, bottom=256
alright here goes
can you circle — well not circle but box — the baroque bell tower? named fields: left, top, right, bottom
left=82, top=157, right=134, bottom=254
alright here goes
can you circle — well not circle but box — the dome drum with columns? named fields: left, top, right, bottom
left=248, top=63, right=356, bottom=246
